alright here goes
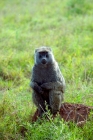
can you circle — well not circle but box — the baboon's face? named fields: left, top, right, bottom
left=35, top=49, right=54, bottom=66
left=38, top=51, right=49, bottom=65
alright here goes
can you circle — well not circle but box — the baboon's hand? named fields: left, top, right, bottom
left=37, top=86, right=44, bottom=94
left=30, top=82, right=43, bottom=94
left=41, top=82, right=52, bottom=90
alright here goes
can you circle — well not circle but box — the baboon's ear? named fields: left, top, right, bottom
left=35, top=48, right=39, bottom=53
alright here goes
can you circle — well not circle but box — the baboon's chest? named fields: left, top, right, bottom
left=34, top=66, right=57, bottom=85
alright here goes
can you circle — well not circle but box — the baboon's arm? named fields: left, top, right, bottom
left=41, top=81, right=64, bottom=92
left=30, top=81, right=43, bottom=94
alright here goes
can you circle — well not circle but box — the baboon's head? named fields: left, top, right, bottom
left=35, top=46, right=55, bottom=66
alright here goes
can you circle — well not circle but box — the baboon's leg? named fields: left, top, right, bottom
left=49, top=90, right=62, bottom=114
left=32, top=92, right=45, bottom=116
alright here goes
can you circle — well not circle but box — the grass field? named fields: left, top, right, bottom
left=0, top=0, right=93, bottom=139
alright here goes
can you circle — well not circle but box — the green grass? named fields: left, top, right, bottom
left=0, top=0, right=93, bottom=139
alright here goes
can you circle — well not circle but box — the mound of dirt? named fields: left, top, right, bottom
left=32, top=103, right=93, bottom=126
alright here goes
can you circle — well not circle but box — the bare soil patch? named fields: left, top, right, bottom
left=32, top=103, right=93, bottom=126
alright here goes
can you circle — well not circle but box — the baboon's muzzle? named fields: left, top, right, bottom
left=41, top=59, right=47, bottom=64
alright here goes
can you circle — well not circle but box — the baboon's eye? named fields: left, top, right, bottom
left=39, top=54, right=42, bottom=58
left=46, top=54, right=48, bottom=58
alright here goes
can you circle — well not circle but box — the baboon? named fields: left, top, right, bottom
left=30, top=46, right=65, bottom=116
